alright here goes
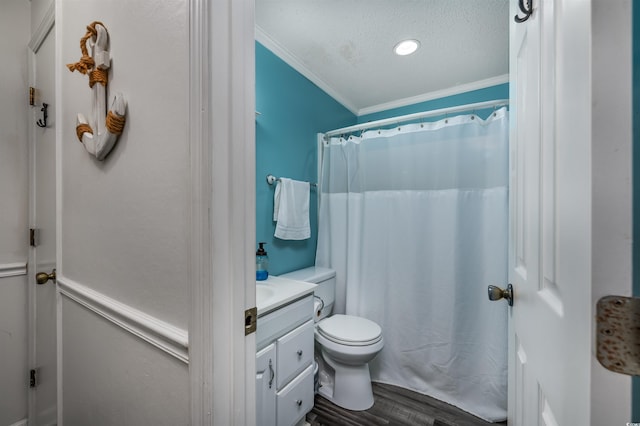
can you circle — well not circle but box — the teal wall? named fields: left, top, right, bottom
left=357, top=83, right=509, bottom=123
left=255, top=42, right=355, bottom=276
left=256, top=40, right=508, bottom=276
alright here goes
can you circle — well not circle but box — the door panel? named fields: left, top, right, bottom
left=509, top=2, right=541, bottom=422
left=509, top=0, right=581, bottom=423
left=508, top=0, right=631, bottom=424
left=30, top=23, right=57, bottom=425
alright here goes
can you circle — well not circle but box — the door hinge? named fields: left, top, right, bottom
left=245, top=307, right=257, bottom=336
left=596, top=295, right=640, bottom=375
left=29, top=369, right=37, bottom=388
left=29, top=87, right=35, bottom=106
left=30, top=228, right=38, bottom=247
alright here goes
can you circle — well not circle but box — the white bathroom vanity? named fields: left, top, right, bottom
left=255, top=276, right=317, bottom=426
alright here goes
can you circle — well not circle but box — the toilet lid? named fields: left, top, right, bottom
left=317, top=314, right=382, bottom=346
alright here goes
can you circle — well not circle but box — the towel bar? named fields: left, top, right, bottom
left=266, top=174, right=317, bottom=188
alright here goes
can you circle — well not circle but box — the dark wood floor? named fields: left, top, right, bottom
left=307, top=382, right=506, bottom=426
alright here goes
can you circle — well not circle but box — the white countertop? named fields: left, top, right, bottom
left=256, top=275, right=317, bottom=317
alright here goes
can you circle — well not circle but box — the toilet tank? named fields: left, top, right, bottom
left=280, top=266, right=335, bottom=320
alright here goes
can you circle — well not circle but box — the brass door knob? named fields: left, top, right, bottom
left=488, top=284, right=514, bottom=306
left=36, top=269, right=56, bottom=285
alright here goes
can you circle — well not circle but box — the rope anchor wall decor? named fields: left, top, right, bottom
left=67, top=21, right=127, bottom=161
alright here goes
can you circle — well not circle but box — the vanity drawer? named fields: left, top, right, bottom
left=276, top=319, right=314, bottom=388
left=257, top=295, right=313, bottom=351
left=276, top=364, right=314, bottom=426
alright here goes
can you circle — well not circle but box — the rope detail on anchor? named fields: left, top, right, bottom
left=106, top=111, right=126, bottom=135
left=66, top=21, right=108, bottom=77
left=67, top=20, right=127, bottom=159
left=89, top=68, right=108, bottom=88
left=76, top=124, right=93, bottom=142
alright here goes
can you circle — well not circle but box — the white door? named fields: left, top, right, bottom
left=28, top=21, right=57, bottom=426
left=507, top=0, right=631, bottom=424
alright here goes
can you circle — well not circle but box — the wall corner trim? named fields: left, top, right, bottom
left=27, top=1, right=54, bottom=53
left=0, top=262, right=27, bottom=278
left=57, top=276, right=189, bottom=363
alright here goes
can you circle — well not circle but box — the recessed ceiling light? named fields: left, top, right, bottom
left=394, top=39, right=420, bottom=56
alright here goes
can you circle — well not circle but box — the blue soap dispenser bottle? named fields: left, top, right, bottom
left=256, top=242, right=269, bottom=281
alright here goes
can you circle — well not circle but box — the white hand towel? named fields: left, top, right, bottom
left=273, top=178, right=310, bottom=240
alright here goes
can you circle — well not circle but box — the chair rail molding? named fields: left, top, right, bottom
left=0, top=262, right=27, bottom=278
left=56, top=276, right=188, bottom=363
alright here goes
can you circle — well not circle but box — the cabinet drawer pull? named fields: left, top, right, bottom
left=268, top=359, right=274, bottom=389
left=297, top=350, right=303, bottom=357
left=296, top=399, right=302, bottom=406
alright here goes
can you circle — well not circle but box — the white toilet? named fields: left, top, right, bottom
left=281, top=266, right=383, bottom=411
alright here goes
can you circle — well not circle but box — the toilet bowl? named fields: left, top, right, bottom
left=280, top=267, right=384, bottom=411
left=314, top=314, right=384, bottom=410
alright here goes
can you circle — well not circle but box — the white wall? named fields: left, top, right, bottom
left=61, top=299, right=189, bottom=425
left=591, top=0, right=633, bottom=423
left=60, top=0, right=190, bottom=327
left=0, top=1, right=30, bottom=263
left=57, top=0, right=191, bottom=423
left=0, top=1, right=31, bottom=425
left=0, top=274, right=28, bottom=426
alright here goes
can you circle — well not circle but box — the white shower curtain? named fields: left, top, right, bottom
left=315, top=107, right=508, bottom=422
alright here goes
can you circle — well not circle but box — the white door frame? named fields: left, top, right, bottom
left=27, top=3, right=56, bottom=423
left=189, top=0, right=256, bottom=424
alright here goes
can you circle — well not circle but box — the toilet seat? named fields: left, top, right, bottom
left=317, top=314, right=382, bottom=346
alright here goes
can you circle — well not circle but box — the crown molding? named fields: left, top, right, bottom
left=255, top=25, right=359, bottom=114
left=357, top=74, right=509, bottom=116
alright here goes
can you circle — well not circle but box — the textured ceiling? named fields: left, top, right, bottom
left=256, top=0, right=510, bottom=115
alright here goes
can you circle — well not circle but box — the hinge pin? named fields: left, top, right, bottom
left=30, top=369, right=37, bottom=388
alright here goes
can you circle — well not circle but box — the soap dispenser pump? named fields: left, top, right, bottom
left=256, top=242, right=269, bottom=281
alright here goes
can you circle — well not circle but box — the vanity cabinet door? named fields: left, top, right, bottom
left=276, top=319, right=314, bottom=389
left=256, top=343, right=276, bottom=426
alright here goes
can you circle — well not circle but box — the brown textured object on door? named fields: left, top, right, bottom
left=596, top=295, right=640, bottom=375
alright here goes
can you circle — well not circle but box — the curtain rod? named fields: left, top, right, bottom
left=323, top=99, right=509, bottom=138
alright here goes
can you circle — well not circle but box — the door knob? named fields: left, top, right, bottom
left=36, top=269, right=56, bottom=285
left=488, top=284, right=513, bottom=306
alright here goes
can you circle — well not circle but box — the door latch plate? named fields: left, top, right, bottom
left=596, top=295, right=640, bottom=375
left=245, top=307, right=257, bottom=336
